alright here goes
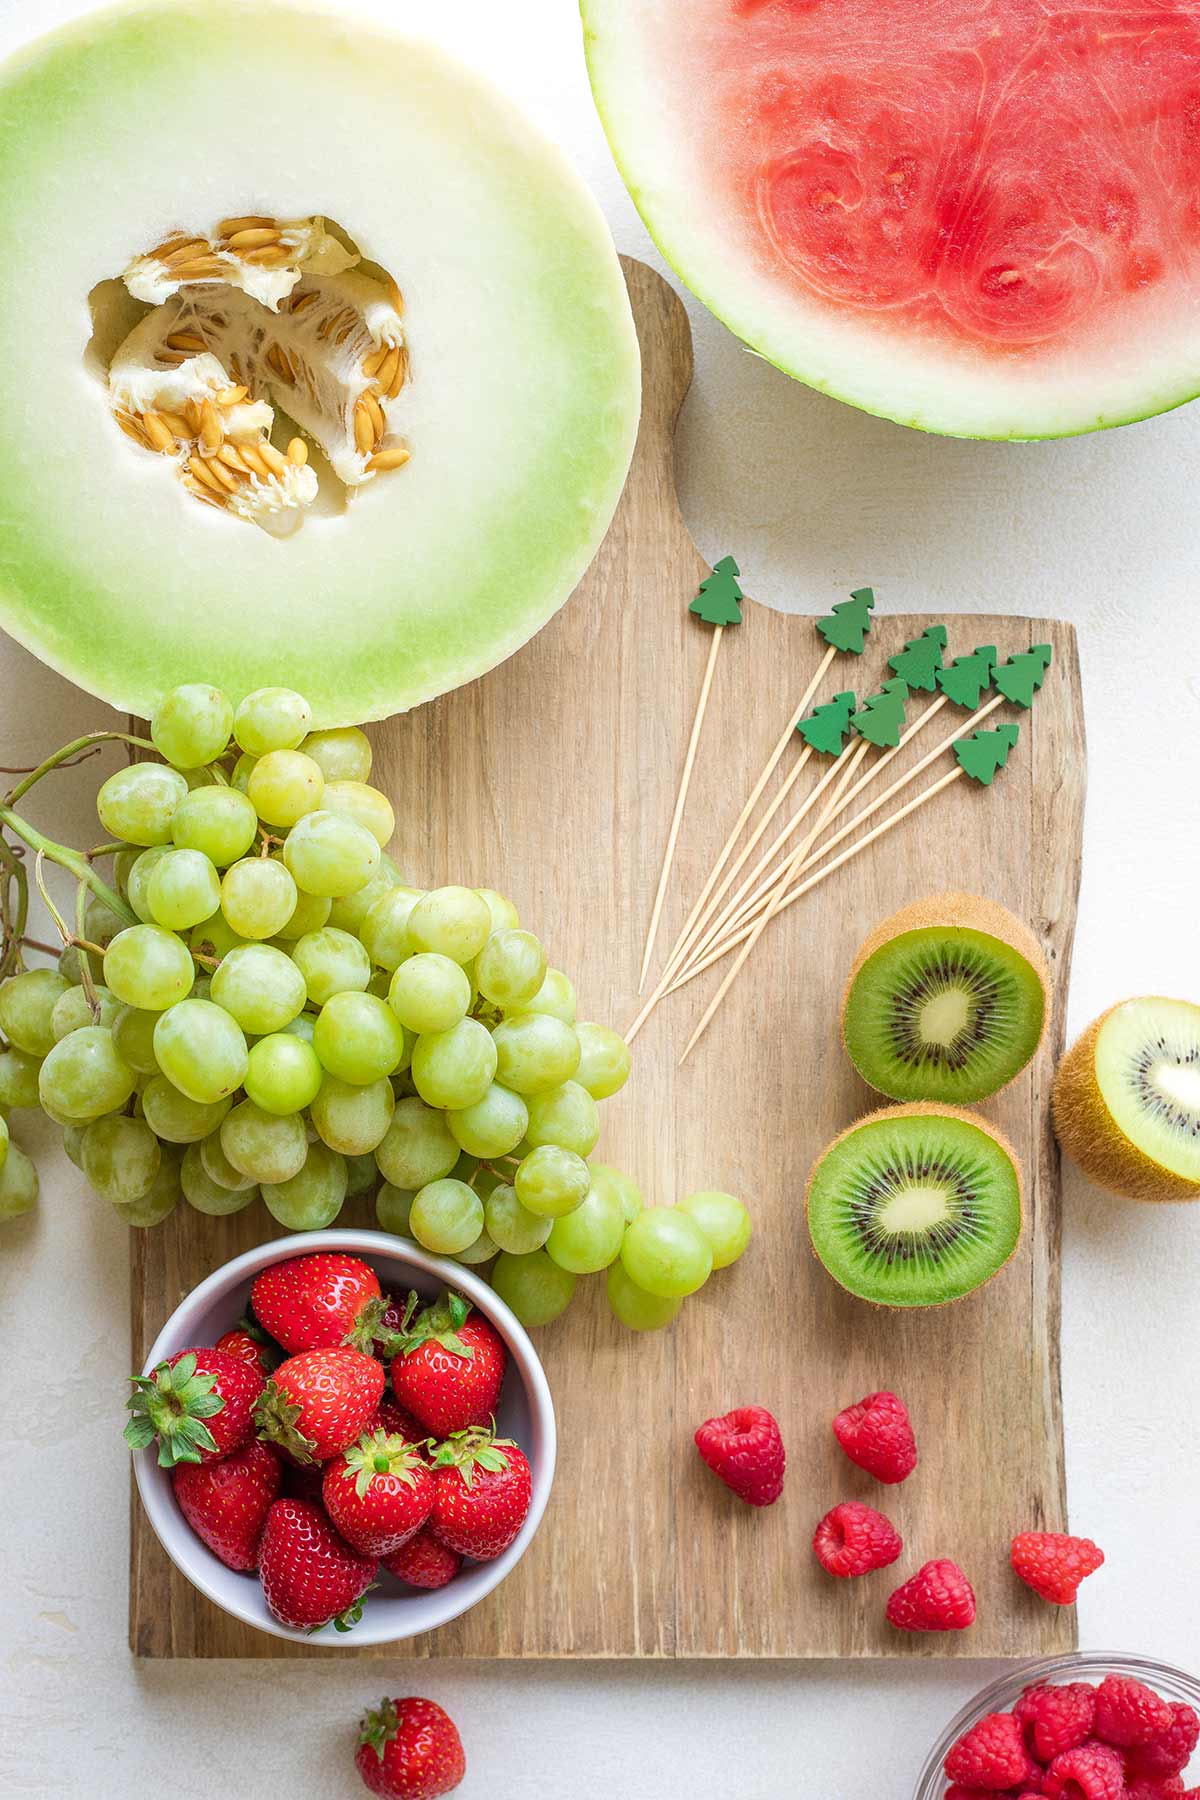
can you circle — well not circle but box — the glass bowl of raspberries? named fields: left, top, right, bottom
left=914, top=1653, right=1200, bottom=1799
left=129, top=1228, right=555, bottom=1644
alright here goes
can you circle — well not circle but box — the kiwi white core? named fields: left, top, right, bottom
left=1096, top=997, right=1200, bottom=1180
left=919, top=989, right=971, bottom=1049
left=878, top=1185, right=951, bottom=1234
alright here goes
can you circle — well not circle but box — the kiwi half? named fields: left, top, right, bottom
left=1052, top=996, right=1200, bottom=1203
left=841, top=893, right=1050, bottom=1103
left=806, top=1103, right=1024, bottom=1307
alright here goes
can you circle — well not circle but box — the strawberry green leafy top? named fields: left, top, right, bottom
left=688, top=555, right=744, bottom=626
left=124, top=1351, right=225, bottom=1468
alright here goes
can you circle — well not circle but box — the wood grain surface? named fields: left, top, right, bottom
left=130, top=258, right=1084, bottom=1660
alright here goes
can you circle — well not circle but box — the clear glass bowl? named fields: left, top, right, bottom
left=913, top=1653, right=1200, bottom=1798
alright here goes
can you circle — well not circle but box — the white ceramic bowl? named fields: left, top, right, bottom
left=133, top=1228, right=556, bottom=1646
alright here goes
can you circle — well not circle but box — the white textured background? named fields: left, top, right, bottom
left=1, top=1, right=1197, bottom=1794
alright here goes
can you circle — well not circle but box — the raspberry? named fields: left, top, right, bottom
left=944, top=1712, right=1031, bottom=1788
left=944, top=1789, right=1013, bottom=1800
left=1126, top=1705, right=1200, bottom=1781
left=1043, top=1743, right=1127, bottom=1800
left=1011, top=1532, right=1105, bottom=1605
left=694, top=1406, right=785, bottom=1507
left=832, top=1390, right=917, bottom=1484
left=812, top=1502, right=902, bottom=1578
left=1126, top=1779, right=1186, bottom=1799
left=1094, top=1675, right=1174, bottom=1748
left=886, top=1558, right=976, bottom=1632
left=1014, top=1683, right=1098, bottom=1762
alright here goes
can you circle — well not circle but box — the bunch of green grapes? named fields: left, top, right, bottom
left=0, top=680, right=750, bottom=1329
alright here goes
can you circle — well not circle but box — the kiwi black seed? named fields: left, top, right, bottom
left=805, top=1103, right=1024, bottom=1308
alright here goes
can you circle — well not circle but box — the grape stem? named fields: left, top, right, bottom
left=2, top=731, right=156, bottom=807
left=0, top=806, right=136, bottom=929
left=0, top=834, right=29, bottom=982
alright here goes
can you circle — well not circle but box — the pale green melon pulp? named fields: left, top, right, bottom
left=0, top=1, right=640, bottom=721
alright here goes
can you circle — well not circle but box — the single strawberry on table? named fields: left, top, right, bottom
left=885, top=1558, right=976, bottom=1633
left=428, top=1427, right=532, bottom=1561
left=1011, top=1530, right=1105, bottom=1605
left=173, top=1437, right=283, bottom=1571
left=832, top=1389, right=917, bottom=1484
left=812, top=1501, right=902, bottom=1578
left=124, top=1347, right=262, bottom=1468
left=254, top=1346, right=385, bottom=1464
left=258, top=1497, right=376, bottom=1632
left=388, top=1290, right=506, bottom=1437
left=323, top=1429, right=436, bottom=1558
left=382, top=1528, right=463, bottom=1591
left=250, top=1251, right=385, bottom=1355
left=694, top=1405, right=785, bottom=1507
left=355, top=1695, right=465, bottom=1799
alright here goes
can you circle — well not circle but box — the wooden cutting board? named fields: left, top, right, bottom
left=130, top=257, right=1084, bottom=1660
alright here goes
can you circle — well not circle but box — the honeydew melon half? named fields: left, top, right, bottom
left=583, top=0, right=1200, bottom=439
left=0, top=1, right=640, bottom=721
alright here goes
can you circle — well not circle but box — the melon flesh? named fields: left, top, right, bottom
left=583, top=0, right=1200, bottom=438
left=0, top=2, right=640, bottom=721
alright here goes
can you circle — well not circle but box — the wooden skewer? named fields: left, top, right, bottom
left=637, top=623, right=726, bottom=993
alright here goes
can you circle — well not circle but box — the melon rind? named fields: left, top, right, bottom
left=0, top=1, right=640, bottom=722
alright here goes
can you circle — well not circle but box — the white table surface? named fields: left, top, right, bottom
left=0, top=1, right=1197, bottom=1794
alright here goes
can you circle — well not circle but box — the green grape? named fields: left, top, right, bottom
left=546, top=1180, right=626, bottom=1274
left=0, top=1047, right=42, bottom=1110
left=313, top=991, right=405, bottom=1084
left=0, top=1141, right=37, bottom=1222
left=523, top=1080, right=600, bottom=1157
left=283, top=810, right=380, bottom=899
left=620, top=1207, right=712, bottom=1298
left=220, top=1100, right=308, bottom=1185
left=51, top=984, right=120, bottom=1042
left=327, top=869, right=401, bottom=935
left=605, top=1262, right=682, bottom=1332
left=678, top=1190, right=752, bottom=1269
left=491, top=1013, right=580, bottom=1095
left=113, top=846, right=140, bottom=895
left=409, top=1177, right=484, bottom=1254
left=406, top=886, right=491, bottom=964
left=112, top=1153, right=181, bottom=1228
left=475, top=930, right=546, bottom=1010
left=410, top=1017, right=496, bottom=1109
left=233, top=686, right=312, bottom=756
left=301, top=725, right=373, bottom=784
left=126, top=846, right=170, bottom=922
left=491, top=1249, right=575, bottom=1327
left=292, top=926, right=371, bottom=1004
left=588, top=1162, right=643, bottom=1224
left=140, top=1073, right=230, bottom=1143
left=341, top=1152, right=375, bottom=1200
left=574, top=1023, right=631, bottom=1101
left=375, top=1095, right=459, bottom=1189
left=151, top=684, right=233, bottom=770
left=170, top=785, right=258, bottom=867
left=111, top=1006, right=162, bottom=1075
left=85, top=889, right=129, bottom=947
left=387, top=953, right=470, bottom=1033
left=447, top=1083, right=528, bottom=1159
left=359, top=887, right=421, bottom=972
left=199, top=1130, right=258, bottom=1192
left=220, top=857, right=298, bottom=940
left=375, top=1181, right=414, bottom=1234
left=262, top=1141, right=348, bottom=1231
left=210, top=943, right=305, bottom=1035
left=274, top=882, right=332, bottom=941
left=475, top=889, right=520, bottom=933
left=58, top=943, right=101, bottom=987
left=367, top=969, right=392, bottom=1000
left=81, top=1113, right=160, bottom=1203
left=310, top=1073, right=395, bottom=1155
left=247, top=749, right=325, bottom=828
left=0, top=1112, right=7, bottom=1174
left=514, top=1144, right=590, bottom=1218
left=0, top=968, right=71, bottom=1057
left=282, top=1011, right=316, bottom=1044
left=457, top=1154, right=500, bottom=1199
left=245, top=1033, right=323, bottom=1116
left=146, top=847, right=222, bottom=932
left=180, top=1142, right=258, bottom=1216
left=456, top=1227, right=499, bottom=1266
left=321, top=779, right=394, bottom=847
left=96, top=762, right=188, bottom=846
left=521, top=967, right=576, bottom=1023
left=38, top=1026, right=136, bottom=1122
left=189, top=912, right=249, bottom=963
left=484, top=1181, right=552, bottom=1255
left=153, top=999, right=248, bottom=1104
left=103, top=926, right=194, bottom=1012
left=230, top=751, right=257, bottom=793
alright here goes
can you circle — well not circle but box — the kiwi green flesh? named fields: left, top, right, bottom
left=844, top=926, right=1046, bottom=1103
left=808, top=1112, right=1021, bottom=1306
left=1096, top=997, right=1200, bottom=1181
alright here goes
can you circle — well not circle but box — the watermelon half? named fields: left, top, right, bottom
left=0, top=1, right=640, bottom=723
left=583, top=0, right=1200, bottom=439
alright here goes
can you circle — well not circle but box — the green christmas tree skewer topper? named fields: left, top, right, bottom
left=816, top=587, right=875, bottom=655
left=796, top=690, right=857, bottom=757
left=994, top=644, right=1053, bottom=708
left=852, top=678, right=909, bottom=749
left=954, top=722, right=1019, bottom=786
left=937, top=644, right=997, bottom=709
left=688, top=554, right=745, bottom=626
left=888, top=626, right=947, bottom=692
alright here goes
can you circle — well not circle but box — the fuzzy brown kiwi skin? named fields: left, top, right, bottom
left=804, top=1101, right=1026, bottom=1310
left=839, top=891, right=1053, bottom=1098
left=1052, top=999, right=1200, bottom=1204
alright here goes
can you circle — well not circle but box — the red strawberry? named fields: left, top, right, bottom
left=250, top=1252, right=384, bottom=1355
left=1014, top=1682, right=1097, bottom=1762
left=125, top=1347, right=261, bottom=1468
left=376, top=1394, right=432, bottom=1451
left=1043, top=1742, right=1126, bottom=1800
left=254, top=1347, right=385, bottom=1464
left=1126, top=1705, right=1200, bottom=1781
left=812, top=1501, right=902, bottom=1578
left=173, top=1438, right=282, bottom=1571
left=694, top=1405, right=786, bottom=1506
left=833, top=1390, right=917, bottom=1484
left=355, top=1696, right=465, bottom=1799
left=1095, top=1675, right=1174, bottom=1748
left=281, top=1458, right=327, bottom=1505
left=258, top=1498, right=376, bottom=1632
left=382, top=1529, right=463, bottom=1591
left=885, top=1559, right=976, bottom=1632
left=323, top=1430, right=435, bottom=1558
left=389, top=1291, right=506, bottom=1437
left=945, top=1712, right=1034, bottom=1790
left=428, top=1428, right=532, bottom=1561
left=216, top=1326, right=278, bottom=1374
left=1012, top=1531, right=1105, bottom=1605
